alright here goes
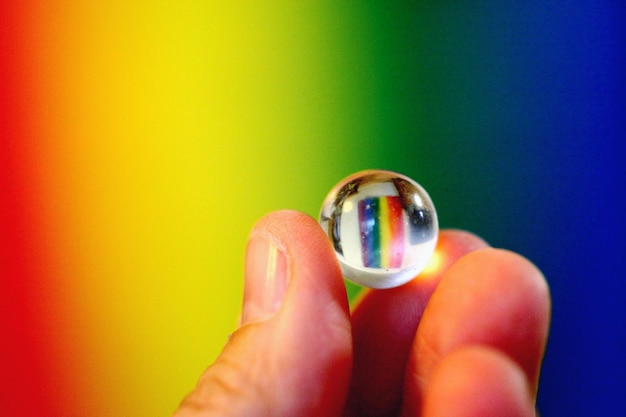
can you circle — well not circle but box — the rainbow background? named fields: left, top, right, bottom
left=1, top=2, right=624, bottom=416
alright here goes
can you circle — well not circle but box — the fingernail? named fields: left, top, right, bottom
left=241, top=233, right=289, bottom=325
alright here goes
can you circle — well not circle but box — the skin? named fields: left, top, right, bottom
left=173, top=210, right=551, bottom=417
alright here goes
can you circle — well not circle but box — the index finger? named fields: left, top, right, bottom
left=402, top=248, right=551, bottom=415
left=344, top=230, right=489, bottom=417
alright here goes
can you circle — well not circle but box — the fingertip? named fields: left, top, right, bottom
left=256, top=210, right=353, bottom=415
left=463, top=248, right=550, bottom=302
left=438, top=229, right=490, bottom=253
left=249, top=209, right=353, bottom=393
left=449, top=248, right=552, bottom=363
left=418, top=230, right=490, bottom=284
left=175, top=210, right=352, bottom=417
left=422, top=346, right=536, bottom=417
left=344, top=230, right=489, bottom=416
left=415, top=247, right=551, bottom=395
left=251, top=210, right=349, bottom=301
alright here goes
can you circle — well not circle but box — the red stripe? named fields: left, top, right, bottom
left=386, top=196, right=405, bottom=268
left=1, top=1, right=58, bottom=414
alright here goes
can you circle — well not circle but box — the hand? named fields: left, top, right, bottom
left=173, top=210, right=550, bottom=417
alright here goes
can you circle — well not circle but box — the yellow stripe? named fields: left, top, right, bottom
left=379, top=197, right=391, bottom=268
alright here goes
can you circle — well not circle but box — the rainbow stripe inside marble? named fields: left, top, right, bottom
left=358, top=196, right=405, bottom=268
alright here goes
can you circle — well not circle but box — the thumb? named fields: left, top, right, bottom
left=174, top=210, right=352, bottom=417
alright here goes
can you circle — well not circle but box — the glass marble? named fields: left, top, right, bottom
left=319, top=170, right=438, bottom=289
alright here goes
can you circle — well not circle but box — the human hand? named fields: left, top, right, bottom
left=173, top=210, right=550, bottom=417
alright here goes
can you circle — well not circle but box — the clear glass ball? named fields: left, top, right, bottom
left=319, top=170, right=438, bottom=289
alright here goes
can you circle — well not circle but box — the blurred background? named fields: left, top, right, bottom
left=1, top=1, right=624, bottom=416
